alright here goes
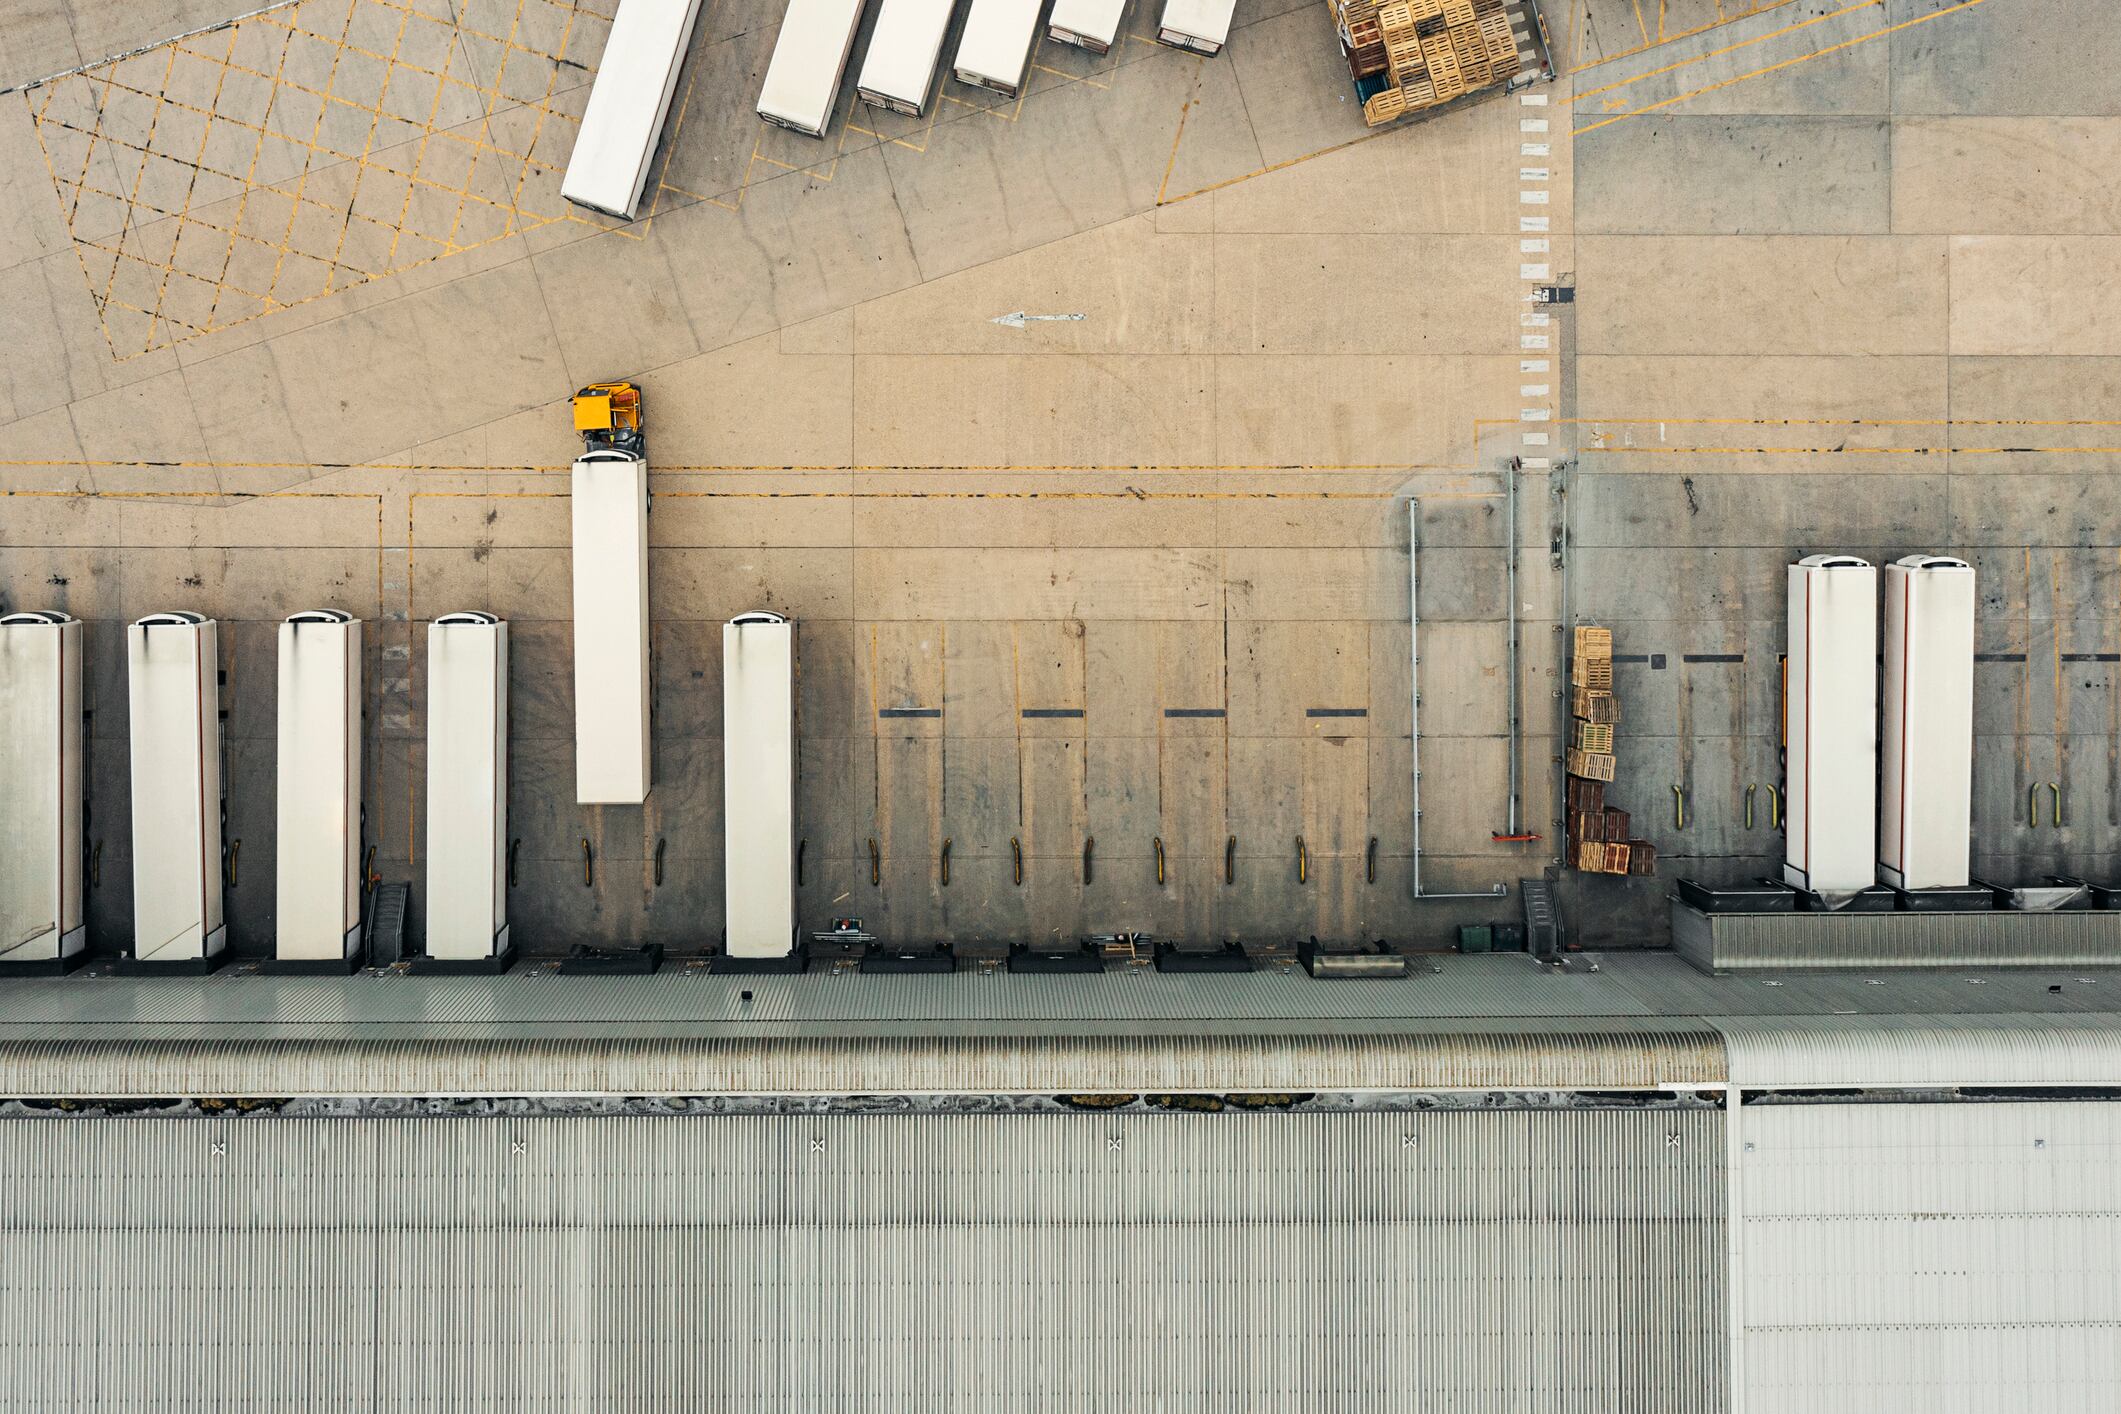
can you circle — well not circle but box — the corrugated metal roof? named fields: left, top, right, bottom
left=5, top=954, right=2118, bottom=1095
left=0, top=1026, right=1725, bottom=1098
left=1735, top=1100, right=2121, bottom=1413
left=3, top=952, right=2113, bottom=1037
left=1674, top=903, right=2121, bottom=972
left=0, top=955, right=1669, bottom=1029
left=1718, top=1015, right=2121, bottom=1088
left=1617, top=964, right=2121, bottom=1020
left=0, top=1107, right=1729, bottom=1410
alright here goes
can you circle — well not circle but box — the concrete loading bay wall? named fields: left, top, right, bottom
left=17, top=478, right=1571, bottom=958
left=20, top=466, right=2120, bottom=958
left=1562, top=468, right=2121, bottom=948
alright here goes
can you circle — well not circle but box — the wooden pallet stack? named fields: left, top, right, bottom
left=1331, top=0, right=1523, bottom=127
left=1565, top=627, right=1656, bottom=877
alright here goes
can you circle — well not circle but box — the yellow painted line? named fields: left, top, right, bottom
left=1576, top=0, right=1803, bottom=72
left=1159, top=124, right=1391, bottom=207
left=1570, top=0, right=1874, bottom=105
left=1030, top=62, right=1111, bottom=91
left=1583, top=446, right=2121, bottom=456
left=1565, top=416, right=2121, bottom=427
left=1573, top=0, right=1993, bottom=136
left=1155, top=56, right=1203, bottom=206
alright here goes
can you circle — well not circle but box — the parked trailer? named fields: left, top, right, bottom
left=425, top=613, right=510, bottom=962
left=1157, top=0, right=1234, bottom=53
left=759, top=0, right=869, bottom=136
left=0, top=612, right=83, bottom=970
left=1049, top=0, right=1127, bottom=52
left=560, top=0, right=707, bottom=218
left=724, top=613, right=797, bottom=957
left=572, top=450, right=651, bottom=804
left=1783, top=555, right=1877, bottom=897
left=858, top=0, right=957, bottom=115
left=274, top=611, right=364, bottom=966
left=127, top=613, right=226, bottom=966
left=1879, top=555, right=1976, bottom=891
left=955, top=0, right=1041, bottom=97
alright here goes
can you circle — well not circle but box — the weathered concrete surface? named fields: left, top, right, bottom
left=0, top=0, right=2113, bottom=955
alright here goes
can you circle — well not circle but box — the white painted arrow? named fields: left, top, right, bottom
left=991, top=311, right=1085, bottom=328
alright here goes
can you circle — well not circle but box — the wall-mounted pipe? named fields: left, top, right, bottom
left=1225, top=836, right=1236, bottom=885
left=654, top=837, right=666, bottom=887
left=1366, top=836, right=1378, bottom=885
left=795, top=838, right=805, bottom=887
left=2028, top=782, right=2041, bottom=828
left=1745, top=784, right=1756, bottom=830
left=1296, top=836, right=1308, bottom=885
left=580, top=838, right=593, bottom=887
left=1083, top=837, right=1095, bottom=885
left=508, top=838, right=520, bottom=889
left=1501, top=460, right=1524, bottom=838
left=940, top=838, right=952, bottom=886
left=868, top=838, right=880, bottom=886
left=224, top=839, right=240, bottom=889
left=1154, top=836, right=1165, bottom=886
left=1672, top=785, right=1686, bottom=831
left=91, top=840, right=101, bottom=889
left=1011, top=837, right=1022, bottom=886
left=363, top=844, right=378, bottom=892
left=2048, top=781, right=2062, bottom=828
left=1766, top=785, right=1780, bottom=832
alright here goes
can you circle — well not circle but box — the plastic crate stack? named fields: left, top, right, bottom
left=1331, top=0, right=1521, bottom=127
left=1565, top=626, right=1655, bottom=877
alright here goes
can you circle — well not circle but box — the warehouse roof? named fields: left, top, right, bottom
left=4, top=953, right=2117, bottom=1096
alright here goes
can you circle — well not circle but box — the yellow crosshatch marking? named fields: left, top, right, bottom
left=24, top=0, right=620, bottom=360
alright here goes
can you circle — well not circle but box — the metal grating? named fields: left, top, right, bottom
left=0, top=1107, right=1729, bottom=1410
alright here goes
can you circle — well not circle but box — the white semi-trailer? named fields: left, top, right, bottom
left=1783, top=555, right=1878, bottom=897
left=954, top=0, right=1041, bottom=97
left=425, top=612, right=511, bottom=963
left=1879, top=555, right=1976, bottom=891
left=724, top=613, right=797, bottom=957
left=560, top=0, right=707, bottom=218
left=759, top=0, right=869, bottom=135
left=127, top=612, right=226, bottom=967
left=858, top=0, right=956, bottom=115
left=1157, top=0, right=1234, bottom=53
left=0, top=612, right=84, bottom=971
left=1049, top=0, right=1127, bottom=52
left=572, top=450, right=652, bottom=804
left=274, top=610, right=364, bottom=966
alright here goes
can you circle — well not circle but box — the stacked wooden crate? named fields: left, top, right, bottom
left=1339, top=0, right=1388, bottom=77
left=1565, top=627, right=1656, bottom=877
left=1332, top=0, right=1522, bottom=127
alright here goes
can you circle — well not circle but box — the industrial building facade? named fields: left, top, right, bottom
left=3, top=962, right=2118, bottom=1411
